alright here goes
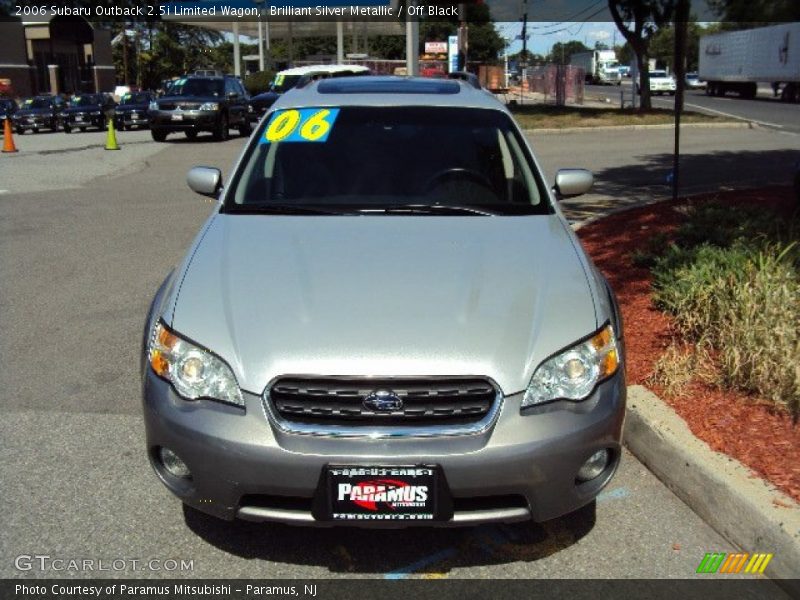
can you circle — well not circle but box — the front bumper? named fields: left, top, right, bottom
left=150, top=110, right=218, bottom=131
left=63, top=114, right=104, bottom=128
left=142, top=367, right=626, bottom=527
left=13, top=115, right=54, bottom=130
left=116, top=111, right=150, bottom=128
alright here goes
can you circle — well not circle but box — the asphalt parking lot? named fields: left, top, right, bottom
left=0, top=124, right=795, bottom=587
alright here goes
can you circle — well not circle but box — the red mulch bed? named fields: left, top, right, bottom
left=577, top=186, right=800, bottom=503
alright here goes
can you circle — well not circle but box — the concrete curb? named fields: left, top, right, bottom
left=625, top=385, right=800, bottom=592
left=525, top=121, right=752, bottom=135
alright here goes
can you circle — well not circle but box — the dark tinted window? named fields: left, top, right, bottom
left=70, top=95, right=102, bottom=107
left=271, top=75, right=302, bottom=93
left=30, top=98, right=53, bottom=109
left=121, top=92, right=151, bottom=104
left=169, top=78, right=224, bottom=97
left=228, top=106, right=549, bottom=215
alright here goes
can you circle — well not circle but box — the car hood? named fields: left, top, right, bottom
left=117, top=103, right=149, bottom=111
left=158, top=95, right=216, bottom=104
left=170, top=214, right=598, bottom=395
left=251, top=91, right=280, bottom=103
left=63, top=105, right=102, bottom=113
left=15, top=108, right=51, bottom=116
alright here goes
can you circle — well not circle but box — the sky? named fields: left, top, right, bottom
left=495, top=20, right=624, bottom=57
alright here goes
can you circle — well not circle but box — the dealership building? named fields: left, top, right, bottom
left=0, top=16, right=114, bottom=98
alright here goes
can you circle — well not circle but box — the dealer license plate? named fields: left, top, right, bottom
left=326, top=465, right=439, bottom=522
left=171, top=114, right=183, bottom=121
left=75, top=116, right=83, bottom=122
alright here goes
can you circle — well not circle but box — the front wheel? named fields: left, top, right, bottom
left=15, top=127, right=24, bottom=135
left=79, top=127, right=87, bottom=132
left=213, top=113, right=229, bottom=141
left=669, top=91, right=676, bottom=96
left=63, top=125, right=71, bottom=134
left=185, top=130, right=197, bottom=140
left=238, top=121, right=252, bottom=137
left=151, top=129, right=167, bottom=142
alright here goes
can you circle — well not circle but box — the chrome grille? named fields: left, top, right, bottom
left=267, top=376, right=498, bottom=427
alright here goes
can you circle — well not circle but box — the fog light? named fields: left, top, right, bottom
left=159, top=447, right=192, bottom=479
left=576, top=449, right=610, bottom=483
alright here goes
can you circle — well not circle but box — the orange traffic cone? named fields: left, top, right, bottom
left=2, top=117, right=18, bottom=153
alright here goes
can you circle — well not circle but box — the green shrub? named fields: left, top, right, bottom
left=652, top=241, right=800, bottom=412
left=243, top=70, right=275, bottom=95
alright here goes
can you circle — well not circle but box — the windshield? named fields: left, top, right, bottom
left=271, top=74, right=302, bottom=94
left=169, top=78, right=224, bottom=97
left=226, top=106, right=549, bottom=216
left=651, top=71, right=668, bottom=78
left=25, top=98, right=52, bottom=109
left=121, top=93, right=151, bottom=104
left=70, top=95, right=101, bottom=107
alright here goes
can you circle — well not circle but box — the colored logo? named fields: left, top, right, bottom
left=696, top=552, right=773, bottom=575
left=261, top=107, right=339, bottom=144
left=363, top=390, right=403, bottom=412
left=337, top=480, right=428, bottom=511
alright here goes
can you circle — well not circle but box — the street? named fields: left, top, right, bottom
left=585, top=81, right=800, bottom=133
left=0, top=123, right=795, bottom=585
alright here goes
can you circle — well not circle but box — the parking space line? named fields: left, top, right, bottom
left=597, top=486, right=631, bottom=502
left=682, top=102, right=784, bottom=129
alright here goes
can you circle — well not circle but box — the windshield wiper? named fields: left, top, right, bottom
left=225, top=204, right=354, bottom=216
left=359, top=204, right=497, bottom=216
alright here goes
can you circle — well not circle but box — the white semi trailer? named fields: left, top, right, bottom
left=570, top=50, right=621, bottom=85
left=699, top=23, right=800, bottom=102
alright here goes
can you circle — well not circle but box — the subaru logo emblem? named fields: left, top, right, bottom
left=363, top=390, right=403, bottom=412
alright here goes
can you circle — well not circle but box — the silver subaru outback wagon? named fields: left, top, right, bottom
left=141, top=77, right=626, bottom=527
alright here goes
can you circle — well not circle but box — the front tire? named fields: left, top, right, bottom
left=15, top=127, right=24, bottom=135
left=213, top=113, right=229, bottom=141
left=151, top=128, right=167, bottom=142
left=63, top=125, right=71, bottom=134
left=185, top=130, right=197, bottom=140
left=238, top=121, right=252, bottom=137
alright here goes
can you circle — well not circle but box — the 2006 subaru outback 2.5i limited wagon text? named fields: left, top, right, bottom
left=142, top=77, right=626, bottom=527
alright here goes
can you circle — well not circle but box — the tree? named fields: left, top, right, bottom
left=649, top=21, right=706, bottom=71
left=708, top=0, right=800, bottom=28
left=548, top=40, right=591, bottom=65
left=608, top=0, right=676, bottom=109
left=419, top=2, right=504, bottom=64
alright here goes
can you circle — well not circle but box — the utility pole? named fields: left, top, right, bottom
left=672, top=0, right=690, bottom=202
left=519, top=0, right=528, bottom=104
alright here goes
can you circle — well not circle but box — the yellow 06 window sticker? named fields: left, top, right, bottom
left=260, top=108, right=340, bottom=144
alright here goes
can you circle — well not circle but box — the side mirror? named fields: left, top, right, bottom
left=227, top=91, right=239, bottom=100
left=553, top=168, right=593, bottom=199
left=187, top=166, right=222, bottom=198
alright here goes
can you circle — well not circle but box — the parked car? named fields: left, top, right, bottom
left=142, top=76, right=626, bottom=527
left=1, top=98, right=18, bottom=121
left=685, top=72, right=706, bottom=90
left=636, top=70, right=676, bottom=95
left=618, top=66, right=631, bottom=78
left=11, top=95, right=65, bottom=133
left=115, top=91, right=155, bottom=130
left=248, top=65, right=370, bottom=122
left=61, top=93, right=116, bottom=132
left=149, top=75, right=250, bottom=142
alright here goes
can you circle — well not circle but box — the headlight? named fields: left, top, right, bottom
left=248, top=104, right=254, bottom=113
left=91, top=110, right=101, bottom=115
left=522, top=323, right=619, bottom=408
left=149, top=101, right=159, bottom=111
left=198, top=102, right=219, bottom=111
left=148, top=321, right=244, bottom=407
